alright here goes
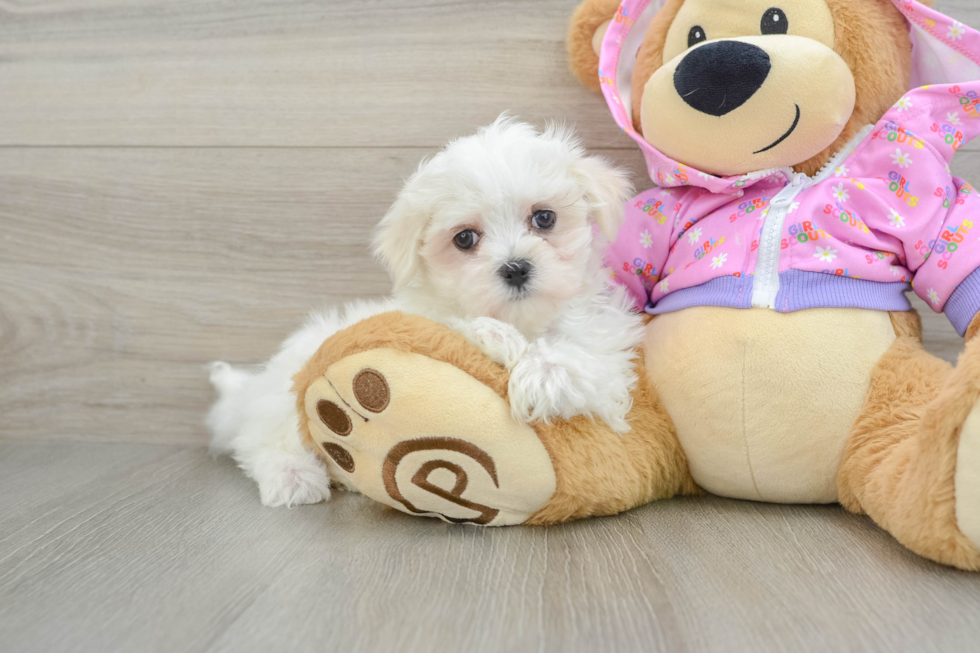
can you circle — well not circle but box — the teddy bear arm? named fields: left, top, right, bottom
left=567, top=0, right=623, bottom=90
left=966, top=311, right=980, bottom=342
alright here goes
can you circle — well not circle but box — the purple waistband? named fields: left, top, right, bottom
left=647, top=270, right=912, bottom=315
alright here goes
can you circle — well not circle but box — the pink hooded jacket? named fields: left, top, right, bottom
left=603, top=0, right=980, bottom=335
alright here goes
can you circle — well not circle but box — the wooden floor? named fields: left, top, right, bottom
left=3, top=440, right=980, bottom=653
left=2, top=0, right=980, bottom=650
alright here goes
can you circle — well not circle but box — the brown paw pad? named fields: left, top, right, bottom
left=317, top=399, right=352, bottom=436
left=322, top=442, right=355, bottom=473
left=353, top=368, right=389, bottom=413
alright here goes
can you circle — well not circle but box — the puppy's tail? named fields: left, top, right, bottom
left=205, top=361, right=253, bottom=456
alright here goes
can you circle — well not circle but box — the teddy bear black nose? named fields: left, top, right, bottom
left=673, top=41, right=772, bottom=117
left=499, top=258, right=533, bottom=290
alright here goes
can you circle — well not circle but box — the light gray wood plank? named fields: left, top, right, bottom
left=1, top=441, right=979, bottom=653
left=0, top=441, right=182, bottom=529
left=0, top=0, right=629, bottom=148
left=0, top=0, right=976, bottom=148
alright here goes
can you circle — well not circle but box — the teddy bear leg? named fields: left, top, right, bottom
left=837, top=312, right=980, bottom=569
left=294, top=311, right=697, bottom=525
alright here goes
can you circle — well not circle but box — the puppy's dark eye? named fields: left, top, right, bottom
left=688, top=25, right=707, bottom=48
left=453, top=229, right=480, bottom=251
left=761, top=8, right=788, bottom=35
left=530, top=209, right=557, bottom=231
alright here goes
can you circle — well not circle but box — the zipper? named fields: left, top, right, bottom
left=750, top=171, right=808, bottom=308
left=748, top=125, right=875, bottom=310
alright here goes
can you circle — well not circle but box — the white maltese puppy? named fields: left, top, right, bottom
left=208, top=117, right=646, bottom=507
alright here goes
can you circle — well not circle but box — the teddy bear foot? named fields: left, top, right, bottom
left=300, top=346, right=557, bottom=525
left=956, top=399, right=980, bottom=551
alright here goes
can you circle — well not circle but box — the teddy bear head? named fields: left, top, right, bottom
left=569, top=0, right=929, bottom=177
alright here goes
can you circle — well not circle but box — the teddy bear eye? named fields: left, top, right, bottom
left=687, top=25, right=707, bottom=48
left=761, top=8, right=789, bottom=35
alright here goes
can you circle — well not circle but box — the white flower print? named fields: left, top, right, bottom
left=896, top=96, right=913, bottom=112
left=948, top=21, right=965, bottom=41
left=891, top=266, right=901, bottom=277
left=835, top=165, right=850, bottom=178
left=888, top=208, right=906, bottom=228
left=639, top=230, right=653, bottom=249
left=814, top=246, right=838, bottom=263
left=927, top=288, right=941, bottom=305
left=890, top=149, right=912, bottom=168
left=687, top=227, right=702, bottom=244
left=710, top=253, right=727, bottom=269
left=661, top=188, right=674, bottom=196
left=697, top=171, right=715, bottom=180
left=832, top=183, right=850, bottom=203
left=659, top=278, right=669, bottom=294
left=947, top=112, right=962, bottom=126
left=788, top=201, right=801, bottom=214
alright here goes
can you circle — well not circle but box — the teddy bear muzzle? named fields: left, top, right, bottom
left=640, top=35, right=856, bottom=177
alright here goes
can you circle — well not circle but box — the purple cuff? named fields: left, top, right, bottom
left=944, top=267, right=980, bottom=336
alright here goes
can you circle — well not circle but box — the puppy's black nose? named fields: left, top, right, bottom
left=498, top=259, right=533, bottom=290
left=673, top=41, right=771, bottom=117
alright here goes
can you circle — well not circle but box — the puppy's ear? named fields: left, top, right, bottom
left=572, top=155, right=634, bottom=242
left=372, top=179, right=430, bottom=292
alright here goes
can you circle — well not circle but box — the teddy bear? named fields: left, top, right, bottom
left=290, top=0, right=980, bottom=570
left=564, top=0, right=980, bottom=568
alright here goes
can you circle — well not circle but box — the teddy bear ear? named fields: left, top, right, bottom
left=567, top=0, right=625, bottom=91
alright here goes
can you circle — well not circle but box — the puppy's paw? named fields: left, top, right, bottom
left=508, top=355, right=579, bottom=425
left=252, top=449, right=332, bottom=508
left=508, top=352, right=633, bottom=435
left=453, top=317, right=529, bottom=370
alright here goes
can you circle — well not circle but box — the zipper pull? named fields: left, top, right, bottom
left=771, top=195, right=792, bottom=209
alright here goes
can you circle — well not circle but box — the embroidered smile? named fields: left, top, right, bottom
left=754, top=104, right=801, bottom=154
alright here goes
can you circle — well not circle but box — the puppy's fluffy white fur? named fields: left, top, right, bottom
left=208, top=117, right=645, bottom=507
